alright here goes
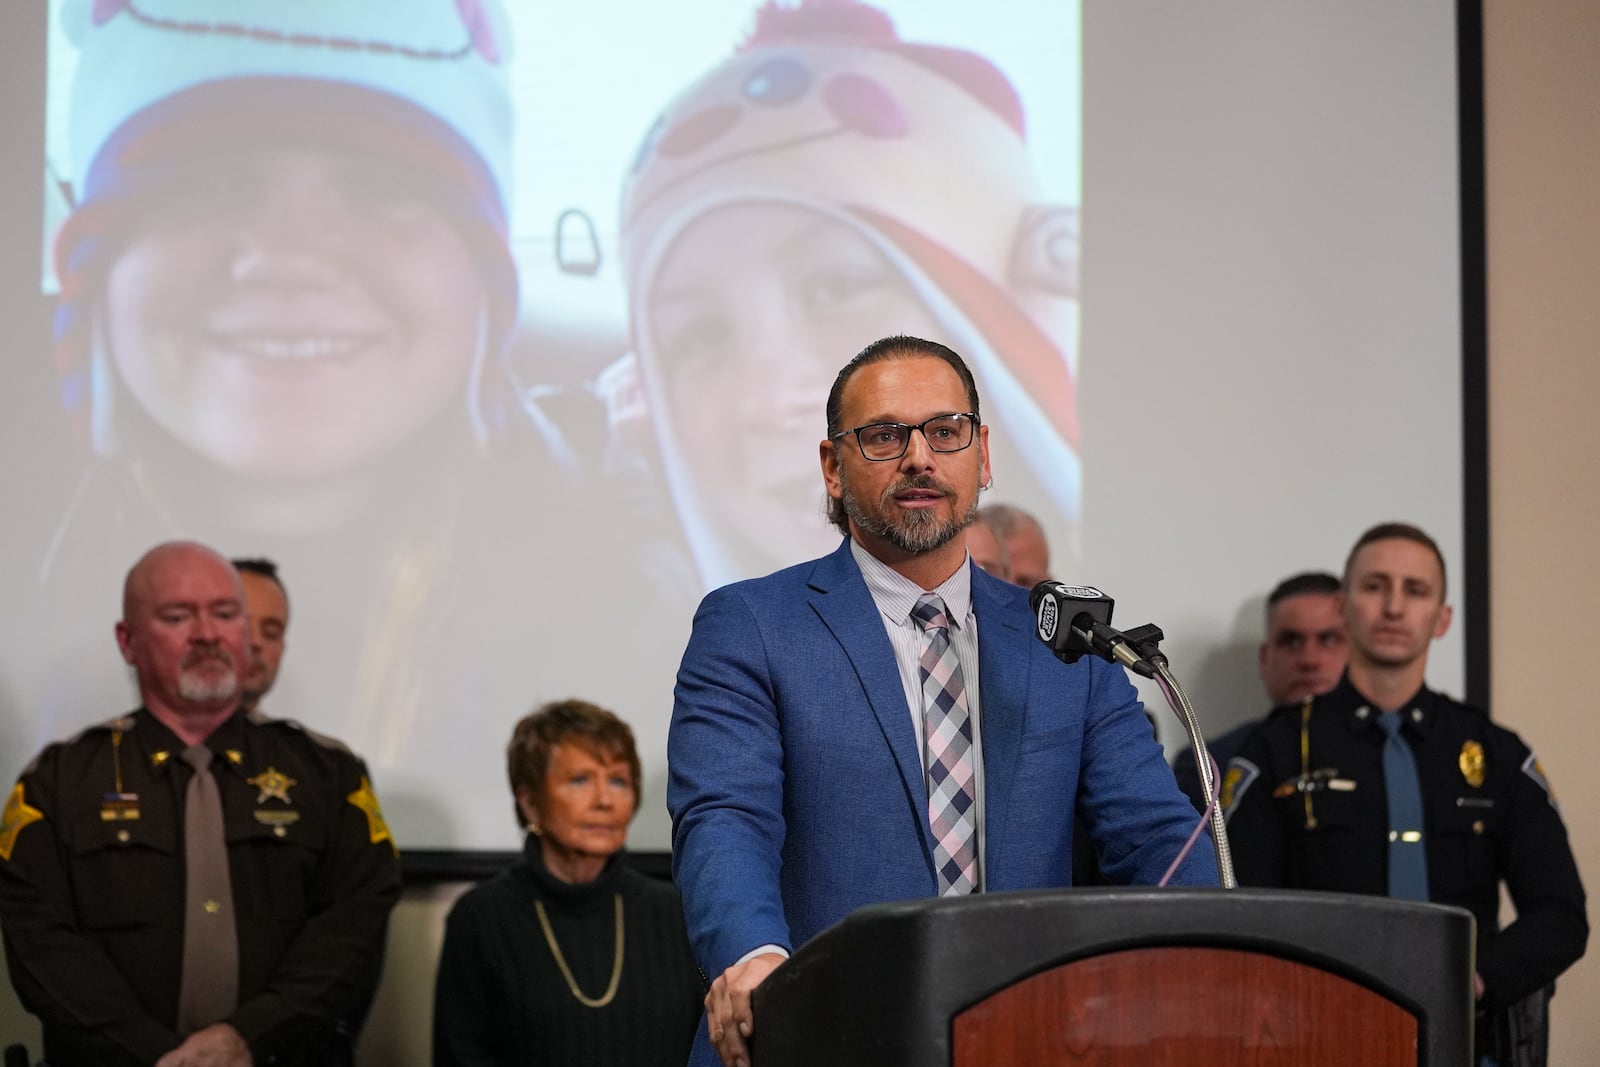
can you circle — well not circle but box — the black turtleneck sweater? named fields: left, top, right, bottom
left=433, top=837, right=704, bottom=1066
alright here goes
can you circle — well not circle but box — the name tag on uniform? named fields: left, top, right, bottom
left=254, top=809, right=300, bottom=839
left=100, top=793, right=140, bottom=821
left=1272, top=770, right=1358, bottom=797
left=254, top=810, right=300, bottom=826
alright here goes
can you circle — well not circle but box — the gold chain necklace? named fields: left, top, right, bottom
left=535, top=894, right=624, bottom=1009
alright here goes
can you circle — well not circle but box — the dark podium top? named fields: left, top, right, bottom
left=751, top=887, right=1474, bottom=1066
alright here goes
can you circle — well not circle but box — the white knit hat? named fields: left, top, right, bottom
left=61, top=0, right=514, bottom=211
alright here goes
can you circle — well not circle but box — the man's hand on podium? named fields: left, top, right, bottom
left=707, top=951, right=785, bottom=1067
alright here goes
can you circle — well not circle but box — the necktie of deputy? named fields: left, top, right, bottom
left=175, top=744, right=240, bottom=1033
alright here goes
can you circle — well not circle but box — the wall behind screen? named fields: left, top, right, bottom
left=0, top=0, right=1470, bottom=855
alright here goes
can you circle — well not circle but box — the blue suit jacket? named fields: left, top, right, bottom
left=667, top=540, right=1216, bottom=1062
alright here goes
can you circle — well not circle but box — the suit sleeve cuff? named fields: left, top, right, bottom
left=736, top=944, right=790, bottom=966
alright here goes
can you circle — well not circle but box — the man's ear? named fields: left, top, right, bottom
left=977, top=423, right=992, bottom=492
left=114, top=621, right=135, bottom=665
left=821, top=437, right=843, bottom=503
left=1432, top=602, right=1454, bottom=640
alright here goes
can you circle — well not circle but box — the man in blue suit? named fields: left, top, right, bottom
left=667, top=336, right=1217, bottom=1067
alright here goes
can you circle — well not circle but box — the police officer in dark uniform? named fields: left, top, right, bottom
left=1225, top=523, right=1587, bottom=1066
left=0, top=542, right=401, bottom=1067
left=1172, top=571, right=1347, bottom=810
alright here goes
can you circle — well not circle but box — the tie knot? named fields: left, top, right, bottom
left=911, top=594, right=949, bottom=633
left=1376, top=711, right=1405, bottom=739
left=181, top=745, right=214, bottom=772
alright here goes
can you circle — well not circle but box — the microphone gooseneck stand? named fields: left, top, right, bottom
left=1028, top=583, right=1236, bottom=888
left=1122, top=624, right=1236, bottom=889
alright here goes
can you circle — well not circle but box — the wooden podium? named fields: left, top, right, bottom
left=750, top=887, right=1474, bottom=1066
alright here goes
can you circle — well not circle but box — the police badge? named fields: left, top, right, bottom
left=1459, top=740, right=1485, bottom=788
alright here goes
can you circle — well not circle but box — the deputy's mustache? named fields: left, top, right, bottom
left=181, top=645, right=234, bottom=669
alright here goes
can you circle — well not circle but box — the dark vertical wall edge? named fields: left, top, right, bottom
left=1456, top=0, right=1492, bottom=708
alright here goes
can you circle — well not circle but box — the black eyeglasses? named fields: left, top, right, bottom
left=832, top=412, right=980, bottom=462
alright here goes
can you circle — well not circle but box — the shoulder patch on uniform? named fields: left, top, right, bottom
left=1, top=783, right=45, bottom=862
left=1522, top=753, right=1559, bottom=812
left=1220, top=757, right=1260, bottom=822
left=247, top=709, right=354, bottom=756
left=347, top=776, right=398, bottom=856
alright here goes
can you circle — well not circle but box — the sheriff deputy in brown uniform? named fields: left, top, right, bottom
left=1224, top=523, right=1587, bottom=1065
left=0, top=542, right=401, bottom=1067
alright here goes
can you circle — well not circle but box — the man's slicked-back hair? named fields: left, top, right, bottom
left=1266, top=571, right=1342, bottom=608
left=823, top=336, right=982, bottom=535
left=1344, top=522, right=1448, bottom=599
left=233, top=557, right=289, bottom=605
left=824, top=335, right=981, bottom=441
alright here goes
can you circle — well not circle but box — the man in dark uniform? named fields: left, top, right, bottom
left=233, top=558, right=289, bottom=716
left=1172, top=571, right=1347, bottom=810
left=1225, top=523, right=1587, bottom=1065
left=0, top=542, right=401, bottom=1067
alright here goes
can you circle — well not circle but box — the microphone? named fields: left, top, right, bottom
left=1029, top=582, right=1159, bottom=678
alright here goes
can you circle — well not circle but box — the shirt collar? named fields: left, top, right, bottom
left=133, top=706, right=251, bottom=777
left=1321, top=672, right=1440, bottom=738
left=850, top=538, right=973, bottom=629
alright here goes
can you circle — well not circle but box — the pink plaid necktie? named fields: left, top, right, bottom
left=912, top=594, right=978, bottom=895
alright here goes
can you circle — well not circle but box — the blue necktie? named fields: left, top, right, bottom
left=1376, top=711, right=1430, bottom=901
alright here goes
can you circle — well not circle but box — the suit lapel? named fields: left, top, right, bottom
left=973, top=567, right=1031, bottom=865
left=807, top=541, right=935, bottom=863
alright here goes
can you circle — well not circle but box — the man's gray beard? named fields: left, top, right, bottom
left=842, top=478, right=977, bottom=555
left=179, top=668, right=239, bottom=703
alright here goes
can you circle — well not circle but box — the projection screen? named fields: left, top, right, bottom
left=0, top=0, right=1476, bottom=858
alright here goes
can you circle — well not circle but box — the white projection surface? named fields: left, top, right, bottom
left=0, top=0, right=1467, bottom=853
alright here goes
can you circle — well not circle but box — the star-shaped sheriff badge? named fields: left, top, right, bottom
left=248, top=766, right=299, bottom=804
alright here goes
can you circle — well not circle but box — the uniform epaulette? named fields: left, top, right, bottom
left=57, top=712, right=137, bottom=747
left=246, top=708, right=355, bottom=757
left=16, top=712, right=137, bottom=778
